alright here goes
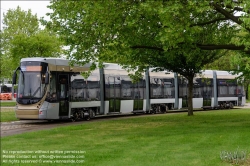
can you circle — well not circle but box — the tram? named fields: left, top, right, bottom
left=12, top=57, right=246, bottom=120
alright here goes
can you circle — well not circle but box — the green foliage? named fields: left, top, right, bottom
left=2, top=6, right=39, bottom=36
left=204, top=50, right=250, bottom=99
left=204, top=51, right=236, bottom=71
left=0, top=6, right=63, bottom=80
left=46, top=1, right=238, bottom=115
left=46, top=1, right=230, bottom=71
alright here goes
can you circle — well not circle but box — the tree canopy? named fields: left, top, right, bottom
left=46, top=0, right=250, bottom=115
left=0, top=6, right=63, bottom=81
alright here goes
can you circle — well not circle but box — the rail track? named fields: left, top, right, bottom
left=1, top=104, right=248, bottom=138
left=0, top=113, right=152, bottom=137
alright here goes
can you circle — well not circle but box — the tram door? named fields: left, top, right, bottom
left=180, top=79, right=188, bottom=108
left=108, top=76, right=121, bottom=113
left=203, top=87, right=212, bottom=107
left=58, top=74, right=69, bottom=117
left=202, top=79, right=212, bottom=107
left=133, top=80, right=144, bottom=111
left=236, top=88, right=243, bottom=106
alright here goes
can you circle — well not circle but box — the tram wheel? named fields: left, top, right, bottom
left=85, top=117, right=90, bottom=121
left=71, top=111, right=80, bottom=122
left=229, top=102, right=234, bottom=109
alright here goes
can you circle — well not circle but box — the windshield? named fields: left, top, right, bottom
left=17, top=71, right=46, bottom=104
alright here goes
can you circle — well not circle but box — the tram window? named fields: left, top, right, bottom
left=87, top=80, right=100, bottom=100
left=105, top=75, right=121, bottom=99
left=199, top=78, right=213, bottom=98
left=121, top=77, right=133, bottom=99
left=150, top=78, right=159, bottom=97
left=235, top=88, right=242, bottom=95
left=161, top=78, right=174, bottom=98
left=193, top=80, right=201, bottom=98
left=87, top=81, right=99, bottom=88
left=60, top=78, right=67, bottom=84
left=72, top=86, right=86, bottom=101
left=229, top=86, right=235, bottom=94
left=86, top=75, right=100, bottom=100
left=137, top=79, right=145, bottom=88
left=71, top=74, right=87, bottom=101
left=45, top=73, right=57, bottom=101
left=217, top=79, right=237, bottom=97
left=178, top=78, right=188, bottom=98
left=60, top=84, right=66, bottom=98
left=58, top=75, right=68, bottom=99
left=122, top=82, right=132, bottom=97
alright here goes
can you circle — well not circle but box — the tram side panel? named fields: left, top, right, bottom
left=132, top=78, right=146, bottom=113
left=120, top=78, right=134, bottom=113
left=192, top=78, right=203, bottom=108
left=194, top=77, right=214, bottom=109
left=217, top=79, right=245, bottom=108
left=104, top=73, right=145, bottom=114
left=178, top=74, right=216, bottom=109
left=237, top=85, right=246, bottom=106
left=178, top=77, right=188, bottom=108
left=120, top=77, right=146, bottom=114
left=44, top=72, right=60, bottom=119
left=104, top=75, right=122, bottom=114
left=70, top=73, right=101, bottom=117
left=149, top=74, right=176, bottom=112
left=216, top=70, right=246, bottom=108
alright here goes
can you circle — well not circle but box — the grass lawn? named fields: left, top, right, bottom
left=0, top=108, right=18, bottom=122
left=1, top=109, right=250, bottom=166
left=0, top=101, right=16, bottom=107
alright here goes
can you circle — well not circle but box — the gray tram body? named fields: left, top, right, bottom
left=12, top=57, right=246, bottom=120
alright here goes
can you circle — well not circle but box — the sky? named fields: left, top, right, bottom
left=0, top=0, right=51, bottom=29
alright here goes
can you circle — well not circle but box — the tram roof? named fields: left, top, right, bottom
left=20, top=58, right=241, bottom=79
left=20, top=57, right=93, bottom=73
left=195, top=70, right=214, bottom=78
left=21, top=57, right=78, bottom=66
left=216, top=70, right=239, bottom=79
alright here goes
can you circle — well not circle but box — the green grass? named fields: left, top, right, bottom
left=1, top=109, right=250, bottom=166
left=0, top=101, right=16, bottom=107
left=0, top=108, right=18, bottom=122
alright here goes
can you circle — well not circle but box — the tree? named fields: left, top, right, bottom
left=204, top=50, right=238, bottom=71
left=0, top=6, right=63, bottom=80
left=204, top=50, right=250, bottom=100
left=46, top=1, right=250, bottom=115
left=230, top=54, right=250, bottom=100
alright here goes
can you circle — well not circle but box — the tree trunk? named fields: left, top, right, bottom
left=187, top=76, right=194, bottom=116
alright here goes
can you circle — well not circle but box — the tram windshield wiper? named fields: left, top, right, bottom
left=32, top=87, right=41, bottom=97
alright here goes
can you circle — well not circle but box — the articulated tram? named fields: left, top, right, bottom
left=12, top=57, right=246, bottom=120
